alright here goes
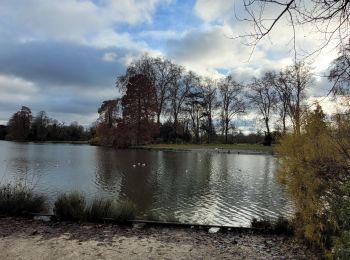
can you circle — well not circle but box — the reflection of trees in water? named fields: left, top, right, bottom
left=95, top=148, right=157, bottom=212
left=6, top=144, right=42, bottom=189
left=150, top=152, right=215, bottom=219
left=95, top=147, right=123, bottom=194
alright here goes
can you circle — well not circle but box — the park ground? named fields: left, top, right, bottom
left=0, top=217, right=319, bottom=259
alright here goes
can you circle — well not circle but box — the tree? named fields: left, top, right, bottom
left=97, top=99, right=122, bottom=128
left=7, top=106, right=32, bottom=140
left=31, top=111, right=50, bottom=141
left=95, top=99, right=122, bottom=146
left=117, top=55, right=177, bottom=124
left=184, top=83, right=205, bottom=143
left=218, top=75, right=246, bottom=143
left=168, top=67, right=191, bottom=138
left=237, top=1, right=350, bottom=54
left=276, top=62, right=311, bottom=134
left=119, top=74, right=158, bottom=146
left=270, top=71, right=289, bottom=133
left=152, top=57, right=179, bottom=124
left=0, top=125, right=7, bottom=140
left=329, top=40, right=350, bottom=94
left=248, top=72, right=278, bottom=145
left=200, top=78, right=218, bottom=143
left=277, top=104, right=350, bottom=253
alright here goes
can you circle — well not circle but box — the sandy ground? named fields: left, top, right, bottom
left=0, top=218, right=320, bottom=259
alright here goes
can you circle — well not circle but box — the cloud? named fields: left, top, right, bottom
left=194, top=0, right=235, bottom=23
left=0, top=0, right=164, bottom=45
left=0, top=40, right=126, bottom=87
left=0, top=40, right=134, bottom=124
left=165, top=26, right=293, bottom=81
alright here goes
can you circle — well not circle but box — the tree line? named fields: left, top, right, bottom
left=94, top=55, right=313, bottom=147
left=0, top=107, right=94, bottom=141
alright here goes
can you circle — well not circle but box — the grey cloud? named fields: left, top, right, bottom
left=0, top=40, right=139, bottom=124
left=0, top=40, right=125, bottom=87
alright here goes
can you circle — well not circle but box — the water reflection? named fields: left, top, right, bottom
left=0, top=140, right=293, bottom=226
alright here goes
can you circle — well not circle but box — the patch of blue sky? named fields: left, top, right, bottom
left=216, top=68, right=231, bottom=76
left=114, top=0, right=203, bottom=51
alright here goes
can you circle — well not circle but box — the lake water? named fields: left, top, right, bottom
left=0, top=140, right=293, bottom=226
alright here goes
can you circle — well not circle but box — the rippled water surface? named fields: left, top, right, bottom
left=0, top=141, right=293, bottom=226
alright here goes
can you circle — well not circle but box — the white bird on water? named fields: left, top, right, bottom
left=132, top=164, right=136, bottom=168
left=137, top=162, right=141, bottom=166
left=141, top=163, right=146, bottom=167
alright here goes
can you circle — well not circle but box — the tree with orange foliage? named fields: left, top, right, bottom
left=115, top=74, right=158, bottom=147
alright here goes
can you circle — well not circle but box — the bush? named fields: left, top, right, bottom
left=251, top=216, right=293, bottom=234
left=85, top=198, right=113, bottom=221
left=53, top=192, right=86, bottom=221
left=53, top=193, right=137, bottom=223
left=110, top=199, right=137, bottom=222
left=0, top=184, right=46, bottom=216
left=277, top=105, right=350, bottom=254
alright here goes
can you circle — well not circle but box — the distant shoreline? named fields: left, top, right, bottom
left=132, top=144, right=275, bottom=155
left=0, top=140, right=275, bottom=154
left=0, top=140, right=89, bottom=145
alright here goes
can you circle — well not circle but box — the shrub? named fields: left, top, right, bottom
left=251, top=216, right=293, bottom=234
left=53, top=193, right=137, bottom=223
left=85, top=198, right=113, bottom=221
left=110, top=199, right=137, bottom=222
left=0, top=184, right=46, bottom=216
left=277, top=105, right=350, bottom=254
left=53, top=192, right=86, bottom=221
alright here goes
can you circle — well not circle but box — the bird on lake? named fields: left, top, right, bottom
left=132, top=164, right=136, bottom=168
left=142, top=163, right=146, bottom=167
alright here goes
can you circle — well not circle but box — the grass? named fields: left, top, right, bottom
left=53, top=192, right=137, bottom=222
left=0, top=184, right=46, bottom=216
left=133, top=143, right=274, bottom=153
left=53, top=192, right=86, bottom=221
left=109, top=199, right=137, bottom=222
left=85, top=198, right=113, bottom=221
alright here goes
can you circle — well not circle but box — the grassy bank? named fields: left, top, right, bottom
left=133, top=143, right=274, bottom=153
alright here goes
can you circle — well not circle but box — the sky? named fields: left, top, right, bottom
left=0, top=0, right=342, bottom=129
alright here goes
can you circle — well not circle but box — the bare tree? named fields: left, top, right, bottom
left=329, top=40, right=350, bottom=94
left=184, top=83, right=204, bottom=143
left=200, top=78, right=218, bottom=143
left=218, top=76, right=246, bottom=143
left=152, top=57, right=178, bottom=124
left=248, top=72, right=278, bottom=145
left=168, top=67, right=193, bottom=137
left=235, top=1, right=350, bottom=57
left=276, top=62, right=312, bottom=134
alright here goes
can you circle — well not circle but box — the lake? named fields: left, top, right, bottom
left=0, top=140, right=293, bottom=226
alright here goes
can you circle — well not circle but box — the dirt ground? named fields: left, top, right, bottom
left=0, top=218, right=320, bottom=259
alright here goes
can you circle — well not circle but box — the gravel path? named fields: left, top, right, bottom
left=0, top=218, right=320, bottom=259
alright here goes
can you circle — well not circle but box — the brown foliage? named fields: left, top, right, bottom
left=118, top=74, right=158, bottom=146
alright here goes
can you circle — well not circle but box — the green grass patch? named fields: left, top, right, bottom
left=0, top=184, right=46, bottom=216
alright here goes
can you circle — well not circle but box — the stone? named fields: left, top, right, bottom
left=208, top=227, right=220, bottom=234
